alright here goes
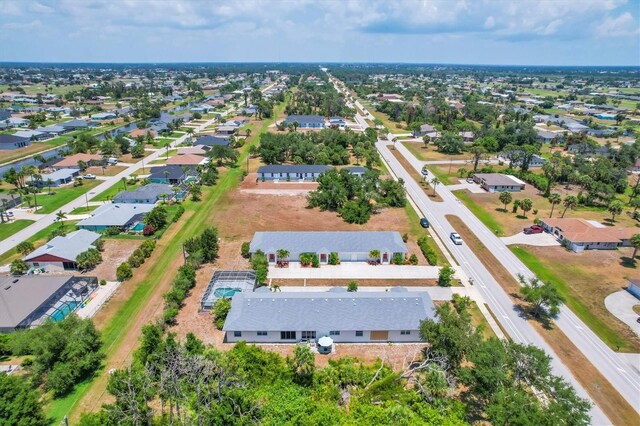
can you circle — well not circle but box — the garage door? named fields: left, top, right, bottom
left=370, top=330, right=389, bottom=341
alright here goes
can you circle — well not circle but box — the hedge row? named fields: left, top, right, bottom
left=162, top=264, right=196, bottom=326
left=115, top=239, right=157, bottom=281
left=417, top=236, right=438, bottom=266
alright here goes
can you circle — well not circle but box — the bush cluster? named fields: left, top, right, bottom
left=417, top=236, right=438, bottom=266
left=162, top=264, right=197, bottom=326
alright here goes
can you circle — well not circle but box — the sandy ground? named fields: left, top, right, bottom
left=91, top=239, right=142, bottom=281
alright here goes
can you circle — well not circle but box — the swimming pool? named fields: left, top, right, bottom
left=132, top=222, right=145, bottom=232
left=50, top=301, right=80, bottom=322
left=213, top=287, right=242, bottom=298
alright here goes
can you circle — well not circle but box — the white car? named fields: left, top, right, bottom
left=450, top=232, right=463, bottom=245
left=83, top=174, right=96, bottom=179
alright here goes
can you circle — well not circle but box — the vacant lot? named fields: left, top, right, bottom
left=402, top=141, right=474, bottom=162
left=91, top=239, right=142, bottom=281
left=0, top=219, right=34, bottom=241
left=454, top=184, right=640, bottom=237
left=85, top=165, right=127, bottom=177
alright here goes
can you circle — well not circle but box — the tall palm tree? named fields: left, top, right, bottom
left=631, top=234, right=640, bottom=259
left=121, top=176, right=128, bottom=191
left=561, top=195, right=578, bottom=218
left=430, top=177, right=440, bottom=196
left=55, top=210, right=67, bottom=229
left=548, top=193, right=561, bottom=218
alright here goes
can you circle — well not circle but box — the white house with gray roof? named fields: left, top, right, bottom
left=23, top=230, right=100, bottom=272
left=257, top=164, right=333, bottom=181
left=223, top=288, right=436, bottom=343
left=249, top=231, right=407, bottom=264
left=113, top=184, right=174, bottom=204
left=77, top=203, right=154, bottom=232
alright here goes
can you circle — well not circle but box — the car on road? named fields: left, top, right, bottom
left=421, top=167, right=429, bottom=176
left=523, top=225, right=543, bottom=234
left=83, top=174, right=96, bottom=179
left=450, top=232, right=463, bottom=245
left=420, top=217, right=430, bottom=228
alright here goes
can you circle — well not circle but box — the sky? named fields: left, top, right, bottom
left=0, top=0, right=639, bottom=66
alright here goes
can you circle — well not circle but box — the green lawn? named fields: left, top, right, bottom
left=403, top=203, right=448, bottom=266
left=0, top=221, right=78, bottom=265
left=402, top=142, right=427, bottom=161
left=510, top=246, right=633, bottom=352
left=0, top=219, right=35, bottom=241
left=427, top=165, right=455, bottom=185
left=34, top=181, right=101, bottom=214
left=453, top=190, right=505, bottom=236
left=46, top=96, right=289, bottom=424
left=69, top=206, right=98, bottom=215
left=91, top=180, right=143, bottom=202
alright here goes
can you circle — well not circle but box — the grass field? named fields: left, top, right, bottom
left=69, top=205, right=98, bottom=215
left=453, top=190, right=505, bottom=236
left=510, top=246, right=636, bottom=352
left=34, top=181, right=101, bottom=214
left=0, top=219, right=34, bottom=241
left=47, top=96, right=289, bottom=424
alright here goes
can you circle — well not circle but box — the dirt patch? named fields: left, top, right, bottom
left=446, top=214, right=639, bottom=424
left=85, top=165, right=127, bottom=177
left=402, top=142, right=474, bottom=162
left=91, top=239, right=142, bottom=281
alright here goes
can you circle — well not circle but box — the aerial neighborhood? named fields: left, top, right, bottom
left=0, top=4, right=639, bottom=423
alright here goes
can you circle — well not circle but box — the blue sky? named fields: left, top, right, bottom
left=1, top=0, right=639, bottom=65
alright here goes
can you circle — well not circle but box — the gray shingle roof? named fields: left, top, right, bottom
left=223, top=290, right=436, bottom=331
left=149, top=165, right=197, bottom=180
left=257, top=164, right=333, bottom=174
left=24, top=229, right=100, bottom=262
left=196, top=135, right=230, bottom=146
left=0, top=134, right=28, bottom=145
left=283, top=115, right=325, bottom=125
left=250, top=231, right=407, bottom=254
left=113, top=184, right=173, bottom=203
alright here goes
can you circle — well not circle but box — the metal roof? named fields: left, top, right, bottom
left=0, top=134, right=28, bottom=144
left=283, top=115, right=325, bottom=125
left=24, top=229, right=100, bottom=262
left=113, top=184, right=173, bottom=203
left=223, top=290, right=436, bottom=331
left=250, top=231, right=407, bottom=254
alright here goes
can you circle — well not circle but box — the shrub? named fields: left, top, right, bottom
left=104, top=226, right=121, bottom=236
left=142, top=224, right=155, bottom=236
left=402, top=233, right=409, bottom=243
left=311, top=254, right=320, bottom=268
left=172, top=205, right=185, bottom=222
left=94, top=238, right=105, bottom=252
left=10, top=259, right=28, bottom=275
left=213, top=298, right=232, bottom=330
left=409, top=254, right=419, bottom=265
left=300, top=253, right=313, bottom=267
left=139, top=239, right=156, bottom=258
left=241, top=242, right=251, bottom=258
left=390, top=253, right=405, bottom=265
left=128, top=249, right=145, bottom=268
left=347, top=280, right=358, bottom=292
left=328, top=252, right=340, bottom=265
left=417, top=237, right=438, bottom=265
left=16, top=241, right=34, bottom=256
left=438, top=265, right=455, bottom=287
left=99, top=279, right=107, bottom=286
left=116, top=262, right=133, bottom=281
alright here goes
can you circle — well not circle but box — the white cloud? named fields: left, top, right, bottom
left=596, top=12, right=640, bottom=37
left=484, top=16, right=495, bottom=29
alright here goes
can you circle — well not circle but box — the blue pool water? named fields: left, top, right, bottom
left=213, top=288, right=241, bottom=298
left=132, top=222, right=145, bottom=232
left=50, top=301, right=80, bottom=322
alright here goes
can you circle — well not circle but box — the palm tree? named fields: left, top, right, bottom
left=56, top=210, right=67, bottom=229
left=561, top=195, right=578, bottom=218
left=121, top=176, right=128, bottom=191
left=631, top=234, right=640, bottom=259
left=548, top=193, right=561, bottom=218
left=46, top=178, right=54, bottom=195
left=430, top=177, right=440, bottom=195
left=246, top=128, right=252, bottom=139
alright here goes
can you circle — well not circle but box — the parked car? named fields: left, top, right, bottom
left=420, top=217, right=430, bottom=228
left=83, top=173, right=96, bottom=179
left=466, top=177, right=474, bottom=183
left=450, top=232, right=463, bottom=245
left=523, top=225, right=543, bottom=234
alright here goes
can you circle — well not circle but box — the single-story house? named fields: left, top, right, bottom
left=24, top=229, right=100, bottom=272
left=223, top=287, right=436, bottom=344
left=459, top=131, right=475, bottom=142
left=36, top=124, right=68, bottom=137
left=216, top=125, right=238, bottom=135
left=129, top=128, right=156, bottom=139
left=0, top=275, right=99, bottom=333
left=195, top=135, right=231, bottom=147
left=148, top=165, right=198, bottom=184
left=0, top=134, right=30, bottom=150
left=13, top=130, right=49, bottom=141
left=249, top=231, right=408, bottom=264
left=77, top=203, right=155, bottom=232
left=627, top=278, right=640, bottom=299
left=343, top=166, right=368, bottom=177
left=539, top=218, right=637, bottom=253
left=178, top=146, right=209, bottom=156
left=508, top=154, right=546, bottom=168
left=328, top=117, right=346, bottom=128
left=166, top=154, right=208, bottom=166
left=473, top=173, right=525, bottom=192
left=283, top=115, right=325, bottom=129
left=30, top=168, right=80, bottom=187
left=413, top=124, right=436, bottom=138
left=536, top=129, right=564, bottom=143
left=257, top=164, right=332, bottom=181
left=52, top=153, right=103, bottom=170
left=113, top=183, right=174, bottom=204
left=60, top=119, right=94, bottom=130
left=91, top=112, right=117, bottom=121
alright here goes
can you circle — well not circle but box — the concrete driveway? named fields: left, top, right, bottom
left=268, top=262, right=440, bottom=280
left=501, top=231, right=561, bottom=246
left=605, top=290, right=640, bottom=337
left=447, top=179, right=486, bottom=193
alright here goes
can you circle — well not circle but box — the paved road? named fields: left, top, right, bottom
left=378, top=140, right=612, bottom=423
left=0, top=112, right=228, bottom=256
